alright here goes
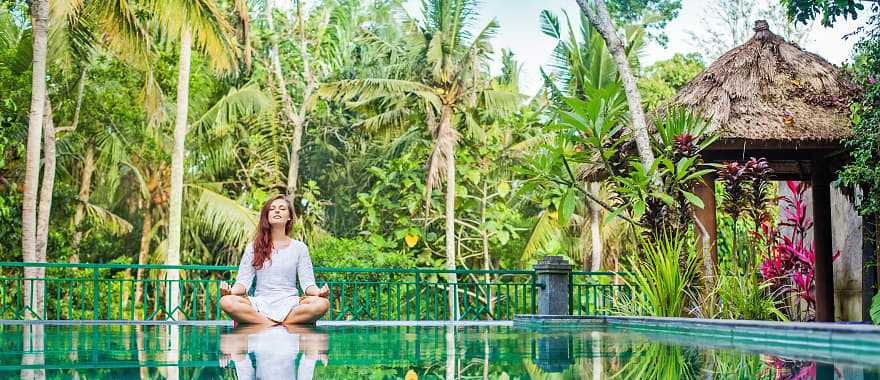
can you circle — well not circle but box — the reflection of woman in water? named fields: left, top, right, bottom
left=219, top=324, right=329, bottom=380
left=219, top=195, right=330, bottom=325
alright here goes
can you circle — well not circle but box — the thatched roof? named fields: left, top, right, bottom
left=670, top=20, right=858, bottom=141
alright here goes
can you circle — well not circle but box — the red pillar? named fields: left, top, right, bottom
left=812, top=162, right=835, bottom=322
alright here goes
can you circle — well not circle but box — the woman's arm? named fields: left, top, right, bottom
left=297, top=243, right=328, bottom=297
left=222, top=243, right=255, bottom=297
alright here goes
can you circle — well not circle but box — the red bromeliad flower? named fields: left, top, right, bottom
left=673, top=133, right=697, bottom=157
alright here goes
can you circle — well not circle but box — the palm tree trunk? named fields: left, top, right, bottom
left=480, top=178, right=493, bottom=317
left=441, top=106, right=458, bottom=321
left=32, top=96, right=56, bottom=318
left=135, top=206, right=152, bottom=315
left=445, top=325, right=456, bottom=380
left=22, top=0, right=49, bottom=321
left=166, top=28, right=193, bottom=321
left=589, top=182, right=603, bottom=272
left=71, top=145, right=95, bottom=263
left=575, top=0, right=656, bottom=180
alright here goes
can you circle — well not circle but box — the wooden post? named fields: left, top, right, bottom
left=812, top=162, right=835, bottom=322
left=694, top=174, right=718, bottom=274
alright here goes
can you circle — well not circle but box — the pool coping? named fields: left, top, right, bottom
left=513, top=315, right=880, bottom=365
left=0, top=320, right=514, bottom=327
left=512, top=314, right=880, bottom=333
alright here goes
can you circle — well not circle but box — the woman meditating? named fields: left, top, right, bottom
left=220, top=195, right=330, bottom=325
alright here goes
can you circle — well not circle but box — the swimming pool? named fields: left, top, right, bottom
left=4, top=321, right=879, bottom=379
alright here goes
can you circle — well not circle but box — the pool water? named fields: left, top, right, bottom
left=3, top=322, right=879, bottom=379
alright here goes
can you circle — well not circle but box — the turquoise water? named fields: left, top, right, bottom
left=3, top=322, right=879, bottom=379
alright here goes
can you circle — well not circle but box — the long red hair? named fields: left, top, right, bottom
left=252, top=195, right=294, bottom=270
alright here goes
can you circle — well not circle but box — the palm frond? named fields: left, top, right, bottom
left=479, top=89, right=522, bottom=118
left=188, top=184, right=257, bottom=249
left=522, top=211, right=562, bottom=264
left=0, top=9, right=21, bottom=50
left=96, top=0, right=155, bottom=62
left=82, top=201, right=134, bottom=235
left=538, top=9, right=560, bottom=39
left=319, top=78, right=441, bottom=109
left=152, top=0, right=239, bottom=74
left=192, top=83, right=271, bottom=136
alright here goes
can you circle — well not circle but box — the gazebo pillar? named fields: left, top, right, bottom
left=812, top=161, right=835, bottom=322
left=694, top=174, right=718, bottom=272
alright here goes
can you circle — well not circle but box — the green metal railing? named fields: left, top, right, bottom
left=0, top=262, right=629, bottom=321
left=569, top=271, right=633, bottom=316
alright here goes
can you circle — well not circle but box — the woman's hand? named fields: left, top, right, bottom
left=220, top=282, right=232, bottom=297
left=317, top=284, right=330, bottom=298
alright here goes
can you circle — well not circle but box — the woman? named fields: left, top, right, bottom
left=220, top=195, right=330, bottom=325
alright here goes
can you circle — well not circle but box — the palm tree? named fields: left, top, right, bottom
left=20, top=0, right=153, bottom=318
left=320, top=0, right=518, bottom=320
left=94, top=83, right=268, bottom=316
left=21, top=0, right=50, bottom=321
left=154, top=0, right=239, bottom=318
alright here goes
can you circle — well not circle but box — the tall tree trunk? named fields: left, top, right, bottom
left=135, top=206, right=152, bottom=315
left=480, top=177, right=493, bottom=317
left=441, top=106, right=458, bottom=321
left=266, top=0, right=316, bottom=199
left=166, top=28, right=192, bottom=321
left=589, top=182, right=603, bottom=272
left=22, top=0, right=49, bottom=321
left=445, top=325, right=456, bottom=380
left=32, top=96, right=56, bottom=318
left=71, top=146, right=95, bottom=263
left=287, top=0, right=317, bottom=197
left=65, top=68, right=89, bottom=262
left=576, top=0, right=656, bottom=180
left=20, top=324, right=45, bottom=380
left=265, top=0, right=297, bottom=192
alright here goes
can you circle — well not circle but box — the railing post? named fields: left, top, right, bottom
left=534, top=256, right=572, bottom=316
left=92, top=267, right=99, bottom=319
left=415, top=271, right=421, bottom=321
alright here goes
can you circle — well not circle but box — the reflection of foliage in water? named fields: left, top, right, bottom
left=613, top=342, right=701, bottom=379
left=711, top=349, right=772, bottom=380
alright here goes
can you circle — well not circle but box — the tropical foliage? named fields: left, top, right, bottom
left=2, top=0, right=878, bottom=324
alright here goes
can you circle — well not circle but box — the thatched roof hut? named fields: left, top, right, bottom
left=673, top=20, right=858, bottom=143
left=675, top=21, right=861, bottom=323
left=579, top=20, right=859, bottom=182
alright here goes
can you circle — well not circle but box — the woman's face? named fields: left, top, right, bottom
left=267, top=198, right=291, bottom=226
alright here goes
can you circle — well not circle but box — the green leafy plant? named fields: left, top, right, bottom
left=871, top=292, right=880, bottom=325
left=619, top=231, right=699, bottom=317
left=713, top=272, right=787, bottom=321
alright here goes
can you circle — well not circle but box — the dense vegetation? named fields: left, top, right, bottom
left=1, top=0, right=878, bottom=322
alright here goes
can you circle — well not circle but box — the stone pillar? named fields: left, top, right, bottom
left=532, top=334, right=574, bottom=373
left=535, top=256, right=572, bottom=315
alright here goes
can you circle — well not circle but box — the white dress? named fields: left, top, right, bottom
left=234, top=240, right=318, bottom=322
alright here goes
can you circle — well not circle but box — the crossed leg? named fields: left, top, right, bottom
left=219, top=295, right=275, bottom=325
left=281, top=296, right=330, bottom=325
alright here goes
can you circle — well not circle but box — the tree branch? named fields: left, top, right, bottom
left=561, top=155, right=646, bottom=228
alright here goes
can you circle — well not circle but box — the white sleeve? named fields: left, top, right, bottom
left=297, top=243, right=317, bottom=293
left=234, top=243, right=256, bottom=291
